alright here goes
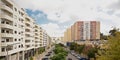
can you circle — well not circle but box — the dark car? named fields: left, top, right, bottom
left=79, top=58, right=88, bottom=60
left=48, top=51, right=52, bottom=53
left=42, top=58, right=48, bottom=60
left=68, top=58, right=72, bottom=60
left=45, top=53, right=51, bottom=56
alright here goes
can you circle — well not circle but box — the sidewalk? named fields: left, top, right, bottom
left=33, top=47, right=54, bottom=60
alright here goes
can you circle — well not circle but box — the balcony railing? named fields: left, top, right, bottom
left=1, top=4, right=13, bottom=13
left=1, top=33, right=14, bottom=37
left=1, top=14, right=13, bottom=21
left=1, top=24, right=13, bottom=29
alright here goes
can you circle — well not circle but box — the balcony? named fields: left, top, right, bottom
left=1, top=14, right=13, bottom=21
left=1, top=4, right=13, bottom=13
left=25, top=19, right=31, bottom=24
left=2, top=0, right=13, bottom=6
left=25, top=32, right=31, bottom=35
left=1, top=47, right=23, bottom=56
left=25, top=26, right=33, bottom=30
left=1, top=33, right=14, bottom=37
left=1, top=41, right=19, bottom=46
left=25, top=37, right=34, bottom=40
left=1, top=24, right=13, bottom=29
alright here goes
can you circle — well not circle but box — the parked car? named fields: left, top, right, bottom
left=48, top=51, right=52, bottom=53
left=42, top=58, right=48, bottom=60
left=76, top=55, right=81, bottom=59
left=79, top=58, right=88, bottom=60
left=70, top=51, right=75, bottom=55
left=45, top=53, right=51, bottom=56
left=68, top=58, right=72, bottom=60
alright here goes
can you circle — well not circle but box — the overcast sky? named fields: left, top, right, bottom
left=13, top=0, right=120, bottom=37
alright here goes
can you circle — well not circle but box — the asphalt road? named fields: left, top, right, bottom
left=66, top=53, right=78, bottom=60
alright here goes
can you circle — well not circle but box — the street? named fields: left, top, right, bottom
left=66, top=53, right=78, bottom=60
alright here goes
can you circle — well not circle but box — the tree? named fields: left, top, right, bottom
left=98, top=29, right=120, bottom=60
left=30, top=57, right=33, bottom=60
left=109, top=28, right=119, bottom=36
left=69, top=42, right=76, bottom=50
left=38, top=47, right=45, bottom=54
left=100, top=33, right=108, bottom=40
left=87, top=47, right=97, bottom=60
left=50, top=53, right=66, bottom=60
left=76, top=45, right=85, bottom=54
left=51, top=44, right=68, bottom=60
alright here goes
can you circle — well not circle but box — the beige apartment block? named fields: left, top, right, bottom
left=67, top=28, right=72, bottom=42
left=63, top=28, right=72, bottom=44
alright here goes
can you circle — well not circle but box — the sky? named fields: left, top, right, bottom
left=13, top=0, right=120, bottom=37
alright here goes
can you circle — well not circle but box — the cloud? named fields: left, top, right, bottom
left=41, top=23, right=65, bottom=37
left=109, top=0, right=120, bottom=10
left=13, top=0, right=120, bottom=36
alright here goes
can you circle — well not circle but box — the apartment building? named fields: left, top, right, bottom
left=73, top=21, right=100, bottom=41
left=39, top=27, right=44, bottom=47
left=64, top=28, right=72, bottom=43
left=34, top=24, right=40, bottom=50
left=64, top=21, right=100, bottom=45
left=64, top=31, right=67, bottom=43
left=0, top=0, right=51, bottom=60
left=24, top=15, right=35, bottom=60
left=47, top=35, right=52, bottom=48
left=0, top=0, right=25, bottom=60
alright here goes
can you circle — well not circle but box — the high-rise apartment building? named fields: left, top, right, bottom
left=64, top=21, right=100, bottom=45
left=0, top=0, right=25, bottom=60
left=34, top=24, right=40, bottom=49
left=24, top=15, right=35, bottom=60
left=64, top=31, right=67, bottom=43
left=39, top=27, right=44, bottom=47
left=73, top=21, right=100, bottom=41
left=0, top=0, right=51, bottom=60
left=64, top=28, right=72, bottom=42
left=34, top=24, right=40, bottom=55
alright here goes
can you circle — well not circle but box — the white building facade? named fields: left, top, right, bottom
left=0, top=0, right=51, bottom=60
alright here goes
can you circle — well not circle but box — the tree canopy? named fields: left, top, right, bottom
left=98, top=28, right=120, bottom=60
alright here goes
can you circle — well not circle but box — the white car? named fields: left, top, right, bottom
left=76, top=55, right=81, bottom=59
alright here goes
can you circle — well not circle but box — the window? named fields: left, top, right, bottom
left=19, top=45, right=20, bottom=48
left=14, top=23, right=17, bottom=27
left=1, top=21, right=5, bottom=24
left=6, top=39, right=9, bottom=42
left=19, top=39, right=21, bottom=41
left=19, top=11, right=20, bottom=14
left=19, top=18, right=21, bottom=21
left=14, top=31, right=17, bottom=34
left=21, top=44, right=23, bottom=48
left=6, top=22, right=9, bottom=24
left=6, top=30, right=9, bottom=33
left=14, top=8, right=17, bottom=11
left=1, top=48, right=5, bottom=52
left=15, top=39, right=17, bottom=41
left=19, top=32, right=20, bottom=34
left=1, top=29, right=5, bottom=33
left=1, top=40, right=5, bottom=42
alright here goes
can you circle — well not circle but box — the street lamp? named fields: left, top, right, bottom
left=6, top=42, right=20, bottom=60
